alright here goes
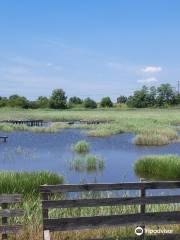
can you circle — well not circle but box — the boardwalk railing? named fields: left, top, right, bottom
left=40, top=181, right=180, bottom=240
left=0, top=120, right=43, bottom=127
left=0, top=136, right=8, bottom=143
left=0, top=194, right=24, bottom=240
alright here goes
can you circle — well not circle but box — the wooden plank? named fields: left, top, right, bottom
left=40, top=181, right=180, bottom=193
left=0, top=194, right=22, bottom=204
left=43, top=211, right=180, bottom=231
left=0, top=225, right=22, bottom=233
left=42, top=195, right=180, bottom=209
left=0, top=209, right=24, bottom=217
left=2, top=203, right=8, bottom=240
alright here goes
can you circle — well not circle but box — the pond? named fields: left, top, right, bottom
left=0, top=129, right=180, bottom=184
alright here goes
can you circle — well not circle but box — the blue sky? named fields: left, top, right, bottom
left=1, top=0, right=180, bottom=100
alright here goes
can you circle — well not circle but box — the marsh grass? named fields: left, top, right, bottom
left=134, top=155, right=180, bottom=180
left=0, top=107, right=180, bottom=145
left=72, top=140, right=90, bottom=153
left=69, top=154, right=104, bottom=172
left=0, top=171, right=64, bottom=197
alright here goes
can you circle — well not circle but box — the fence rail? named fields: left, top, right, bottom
left=40, top=181, right=180, bottom=240
left=0, top=194, right=24, bottom=240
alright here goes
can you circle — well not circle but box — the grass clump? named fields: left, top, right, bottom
left=72, top=140, right=90, bottom=153
left=134, top=155, right=180, bottom=180
left=134, top=128, right=178, bottom=146
left=69, top=154, right=104, bottom=172
left=0, top=171, right=64, bottom=197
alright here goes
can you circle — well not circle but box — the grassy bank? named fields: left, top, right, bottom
left=134, top=155, right=180, bottom=180
left=0, top=107, right=180, bottom=145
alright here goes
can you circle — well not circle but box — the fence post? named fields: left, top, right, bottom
left=42, top=192, right=50, bottom=240
left=140, top=179, right=146, bottom=238
left=2, top=202, right=8, bottom=240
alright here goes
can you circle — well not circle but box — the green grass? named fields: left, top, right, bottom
left=69, top=154, right=104, bottom=172
left=0, top=171, right=64, bottom=197
left=0, top=107, right=180, bottom=145
left=72, top=140, right=90, bottom=153
left=134, top=155, right=180, bottom=180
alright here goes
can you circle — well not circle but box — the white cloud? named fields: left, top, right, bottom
left=141, top=66, right=162, bottom=73
left=137, top=77, right=158, bottom=84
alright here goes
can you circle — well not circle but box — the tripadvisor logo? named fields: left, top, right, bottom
left=135, top=226, right=144, bottom=236
left=135, top=226, right=173, bottom=236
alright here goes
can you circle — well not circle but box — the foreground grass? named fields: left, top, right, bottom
left=134, top=155, right=180, bottom=180
left=0, top=107, right=180, bottom=145
left=0, top=171, right=64, bottom=197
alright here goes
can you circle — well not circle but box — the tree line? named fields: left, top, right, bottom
left=0, top=83, right=180, bottom=109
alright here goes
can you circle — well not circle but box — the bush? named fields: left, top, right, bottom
left=117, top=96, right=127, bottom=104
left=83, top=98, right=97, bottom=109
left=100, top=97, right=113, bottom=107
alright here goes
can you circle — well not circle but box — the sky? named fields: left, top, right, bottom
left=1, top=0, right=180, bottom=100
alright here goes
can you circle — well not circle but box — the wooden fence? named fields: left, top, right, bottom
left=40, top=181, right=180, bottom=240
left=0, top=194, right=24, bottom=240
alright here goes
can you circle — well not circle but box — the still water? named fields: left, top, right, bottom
left=0, top=129, right=180, bottom=184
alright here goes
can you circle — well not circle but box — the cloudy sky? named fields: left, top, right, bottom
left=1, top=0, right=180, bottom=100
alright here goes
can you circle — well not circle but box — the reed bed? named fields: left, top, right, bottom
left=134, top=155, right=180, bottom=180
left=69, top=154, right=104, bottom=172
left=72, top=140, right=90, bottom=153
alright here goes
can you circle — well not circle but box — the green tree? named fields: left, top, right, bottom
left=117, top=96, right=127, bottom=104
left=156, top=84, right=175, bottom=106
left=83, top=98, right=97, bottom=109
left=0, top=97, right=8, bottom=107
left=127, top=86, right=149, bottom=108
left=36, top=96, right=49, bottom=108
left=69, top=96, right=83, bottom=105
left=49, top=89, right=67, bottom=109
left=8, top=95, right=28, bottom=108
left=100, top=97, right=113, bottom=107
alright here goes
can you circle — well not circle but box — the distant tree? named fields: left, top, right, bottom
left=36, top=96, right=49, bottom=108
left=127, top=86, right=149, bottom=108
left=69, top=96, right=83, bottom=105
left=83, top=98, right=97, bottom=109
left=156, top=84, right=175, bottom=106
left=8, top=95, right=29, bottom=108
left=27, top=101, right=39, bottom=109
left=0, top=97, right=8, bottom=107
left=100, top=97, right=113, bottom=107
left=117, top=96, right=127, bottom=104
left=49, top=89, right=67, bottom=109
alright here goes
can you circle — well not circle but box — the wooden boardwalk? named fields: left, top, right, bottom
left=0, top=136, right=8, bottom=143
left=0, top=120, right=43, bottom=127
